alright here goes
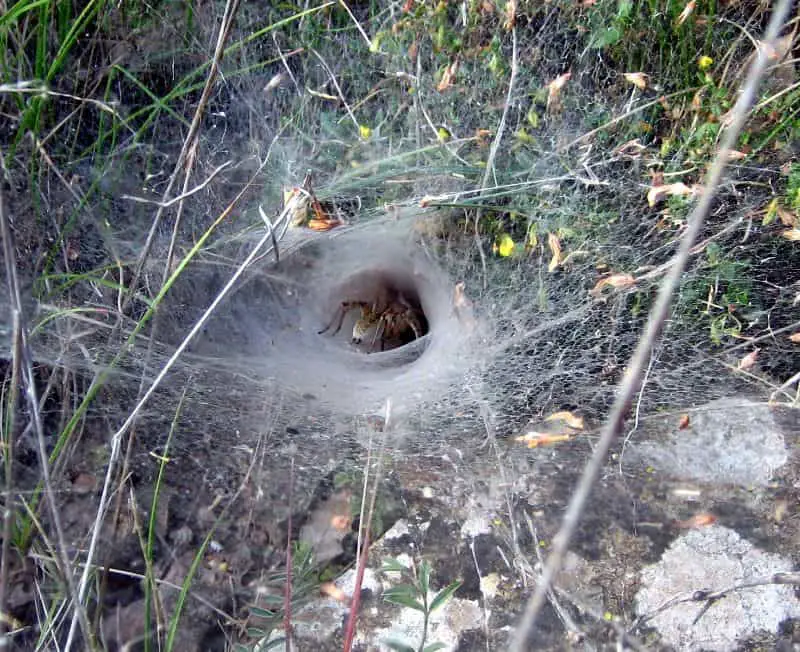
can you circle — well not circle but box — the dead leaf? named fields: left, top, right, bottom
left=547, top=232, right=563, bottom=272
left=675, top=0, right=696, bottom=26
left=781, top=228, right=800, bottom=241
left=615, top=138, right=646, bottom=157
left=737, top=348, right=759, bottom=370
left=675, top=512, right=716, bottom=528
left=776, top=205, right=797, bottom=227
left=647, top=182, right=701, bottom=207
left=320, top=582, right=349, bottom=602
left=331, top=514, right=351, bottom=532
left=284, top=187, right=310, bottom=226
left=727, top=150, right=747, bottom=161
left=71, top=472, right=98, bottom=494
left=788, top=332, right=800, bottom=343
left=475, top=128, right=492, bottom=147
left=504, top=0, right=517, bottom=30
left=678, top=414, right=690, bottom=430
left=437, top=60, right=459, bottom=92
left=307, top=217, right=342, bottom=231
left=546, top=71, right=571, bottom=115
left=514, top=432, right=572, bottom=449
left=590, top=273, right=637, bottom=297
left=544, top=411, right=585, bottom=430
left=264, top=73, right=284, bottom=93
left=623, top=72, right=648, bottom=90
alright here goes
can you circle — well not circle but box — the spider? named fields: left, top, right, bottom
left=318, top=294, right=424, bottom=352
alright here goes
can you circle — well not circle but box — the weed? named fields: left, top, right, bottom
left=380, top=556, right=462, bottom=652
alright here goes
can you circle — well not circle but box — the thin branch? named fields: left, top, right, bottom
left=121, top=160, right=233, bottom=208
left=474, top=25, right=518, bottom=290
left=1, top=172, right=93, bottom=649
left=120, top=0, right=242, bottom=316
left=508, top=0, right=795, bottom=647
left=338, top=0, right=373, bottom=49
left=272, top=32, right=302, bottom=97
left=67, top=189, right=301, bottom=649
left=310, top=48, right=361, bottom=134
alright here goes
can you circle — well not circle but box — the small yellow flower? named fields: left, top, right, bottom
left=698, top=55, right=713, bottom=71
left=497, top=234, right=515, bottom=257
left=359, top=124, right=372, bottom=139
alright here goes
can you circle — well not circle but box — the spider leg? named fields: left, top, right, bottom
left=407, top=313, right=422, bottom=339
left=319, top=301, right=360, bottom=336
left=369, top=315, right=386, bottom=352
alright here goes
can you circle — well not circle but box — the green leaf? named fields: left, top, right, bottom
left=381, top=557, right=410, bottom=573
left=423, top=644, right=448, bottom=652
left=384, top=585, right=426, bottom=612
left=418, top=560, right=432, bottom=594
left=382, top=638, right=416, bottom=652
left=249, top=605, right=278, bottom=618
left=429, top=579, right=462, bottom=613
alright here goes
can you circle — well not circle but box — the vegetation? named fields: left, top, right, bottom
left=0, top=0, right=797, bottom=650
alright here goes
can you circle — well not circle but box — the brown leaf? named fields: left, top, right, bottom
left=623, top=72, right=648, bottom=90
left=546, top=71, right=571, bottom=115
left=284, top=187, right=310, bottom=226
left=788, top=332, right=800, bottom=343
left=727, top=150, right=747, bottom=161
left=331, top=514, right=351, bottom=532
left=675, top=512, right=716, bottom=528
left=646, top=182, right=701, bottom=207
left=307, top=217, right=342, bottom=231
left=544, top=411, right=585, bottom=430
left=320, top=581, right=349, bottom=602
left=514, top=432, right=572, bottom=449
left=776, top=205, right=797, bottom=227
left=437, top=60, right=459, bottom=92
left=590, top=273, right=637, bottom=297
left=475, top=128, right=492, bottom=147
left=504, top=0, right=517, bottom=30
left=678, top=414, right=690, bottom=430
left=737, top=348, right=759, bottom=370
left=264, top=73, right=284, bottom=93
left=547, top=232, right=563, bottom=272
left=781, top=228, right=800, bottom=241
left=675, top=0, right=696, bottom=26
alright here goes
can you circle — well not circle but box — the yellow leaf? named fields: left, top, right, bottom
left=623, top=72, right=648, bottom=90
left=763, top=198, right=779, bottom=226
left=359, top=124, right=372, bottom=139
left=437, top=127, right=451, bottom=142
left=515, top=128, right=534, bottom=143
left=544, top=411, right=585, bottom=430
left=497, top=233, right=515, bottom=257
left=782, top=228, right=800, bottom=241
left=547, top=232, right=562, bottom=272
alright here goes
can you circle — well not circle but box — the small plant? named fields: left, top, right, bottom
left=787, top=163, right=800, bottom=213
left=380, top=557, right=462, bottom=652
left=238, top=541, right=320, bottom=652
